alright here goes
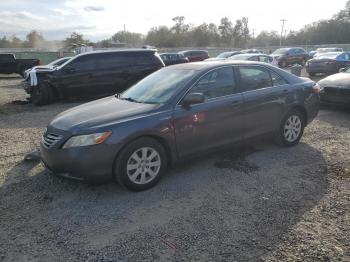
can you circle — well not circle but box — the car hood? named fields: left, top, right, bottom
left=318, top=73, right=350, bottom=88
left=50, top=96, right=159, bottom=132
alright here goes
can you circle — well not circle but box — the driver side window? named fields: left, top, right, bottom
left=189, top=67, right=236, bottom=100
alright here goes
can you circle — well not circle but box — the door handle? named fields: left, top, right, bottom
left=282, top=89, right=289, bottom=94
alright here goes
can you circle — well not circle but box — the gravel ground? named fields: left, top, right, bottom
left=0, top=71, right=349, bottom=262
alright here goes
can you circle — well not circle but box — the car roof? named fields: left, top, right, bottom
left=166, top=60, right=307, bottom=84
left=160, top=53, right=179, bottom=55
left=78, top=49, right=157, bottom=57
left=231, top=53, right=268, bottom=58
left=167, top=60, right=270, bottom=70
left=178, top=50, right=208, bottom=53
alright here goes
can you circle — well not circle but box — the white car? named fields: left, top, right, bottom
left=228, top=53, right=278, bottom=67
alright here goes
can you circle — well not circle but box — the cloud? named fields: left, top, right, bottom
left=84, top=6, right=105, bottom=12
left=0, top=11, right=44, bottom=21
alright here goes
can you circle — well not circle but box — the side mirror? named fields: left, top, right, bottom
left=182, top=93, right=205, bottom=107
left=64, top=66, right=75, bottom=74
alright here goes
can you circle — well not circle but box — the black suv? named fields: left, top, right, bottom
left=24, top=49, right=165, bottom=105
left=271, top=47, right=309, bottom=68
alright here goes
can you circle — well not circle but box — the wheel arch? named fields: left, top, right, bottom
left=112, top=134, right=175, bottom=176
left=290, top=105, right=308, bottom=124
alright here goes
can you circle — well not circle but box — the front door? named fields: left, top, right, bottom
left=59, top=55, right=97, bottom=98
left=173, top=66, right=245, bottom=158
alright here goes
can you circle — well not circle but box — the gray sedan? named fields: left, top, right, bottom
left=40, top=61, right=320, bottom=191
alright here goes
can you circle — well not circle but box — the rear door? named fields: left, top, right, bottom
left=173, top=66, right=245, bottom=157
left=238, top=66, right=290, bottom=138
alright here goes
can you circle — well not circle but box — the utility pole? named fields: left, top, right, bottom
left=280, top=19, right=287, bottom=46
left=252, top=28, right=256, bottom=39
left=123, top=24, right=127, bottom=46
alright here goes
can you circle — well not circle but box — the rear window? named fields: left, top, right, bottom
left=0, top=54, right=15, bottom=62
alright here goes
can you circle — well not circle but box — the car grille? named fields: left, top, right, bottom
left=42, top=133, right=63, bottom=148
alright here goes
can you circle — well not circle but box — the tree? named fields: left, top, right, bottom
left=24, top=30, right=44, bottom=48
left=111, top=31, right=143, bottom=47
left=63, top=32, right=89, bottom=49
left=218, top=17, right=234, bottom=46
left=0, top=36, right=11, bottom=48
left=171, top=16, right=189, bottom=34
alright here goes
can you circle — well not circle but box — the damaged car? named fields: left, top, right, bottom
left=24, top=49, right=165, bottom=105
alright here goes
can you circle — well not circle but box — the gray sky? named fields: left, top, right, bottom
left=0, top=0, right=348, bottom=41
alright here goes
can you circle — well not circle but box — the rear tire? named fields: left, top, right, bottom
left=31, top=83, right=53, bottom=106
left=275, top=109, right=305, bottom=147
left=114, top=137, right=168, bottom=191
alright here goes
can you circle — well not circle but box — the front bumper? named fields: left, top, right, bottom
left=320, top=88, right=350, bottom=106
left=40, top=140, right=120, bottom=183
left=23, top=81, right=32, bottom=94
left=306, top=64, right=337, bottom=74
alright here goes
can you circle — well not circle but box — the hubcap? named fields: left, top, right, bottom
left=284, top=115, right=302, bottom=142
left=126, top=147, right=161, bottom=185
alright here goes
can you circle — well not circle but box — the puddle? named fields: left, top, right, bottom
left=214, top=145, right=260, bottom=173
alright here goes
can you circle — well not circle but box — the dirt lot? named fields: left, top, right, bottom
left=0, top=72, right=349, bottom=262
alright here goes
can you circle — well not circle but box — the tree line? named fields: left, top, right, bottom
left=1, top=1, right=350, bottom=50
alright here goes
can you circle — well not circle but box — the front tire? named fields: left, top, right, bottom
left=275, top=109, right=305, bottom=147
left=114, top=138, right=168, bottom=191
left=31, top=83, right=53, bottom=106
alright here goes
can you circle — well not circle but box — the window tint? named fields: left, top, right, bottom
left=189, top=67, right=236, bottom=99
left=270, top=71, right=288, bottom=86
left=95, top=53, right=122, bottom=69
left=238, top=67, right=272, bottom=91
left=69, top=55, right=96, bottom=71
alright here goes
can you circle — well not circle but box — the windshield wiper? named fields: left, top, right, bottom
left=118, top=96, right=142, bottom=103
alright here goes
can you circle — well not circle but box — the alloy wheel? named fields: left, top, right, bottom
left=284, top=115, right=302, bottom=142
left=126, top=147, right=161, bottom=185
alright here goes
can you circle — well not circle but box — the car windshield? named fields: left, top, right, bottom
left=272, top=48, right=289, bottom=55
left=48, top=57, right=71, bottom=67
left=120, top=68, right=197, bottom=104
left=217, top=52, right=234, bottom=58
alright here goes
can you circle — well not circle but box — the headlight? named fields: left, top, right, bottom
left=62, top=132, right=112, bottom=149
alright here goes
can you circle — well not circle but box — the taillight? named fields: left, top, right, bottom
left=38, top=59, right=42, bottom=65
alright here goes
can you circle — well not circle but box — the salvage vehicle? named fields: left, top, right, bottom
left=160, top=53, right=189, bottom=66
left=0, top=53, right=40, bottom=77
left=40, top=61, right=320, bottom=191
left=228, top=53, right=278, bottom=66
left=318, top=66, right=350, bottom=106
left=271, top=47, right=309, bottom=68
left=178, top=50, right=210, bottom=62
left=24, top=56, right=72, bottom=79
left=306, top=52, right=350, bottom=76
left=24, top=49, right=165, bottom=105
